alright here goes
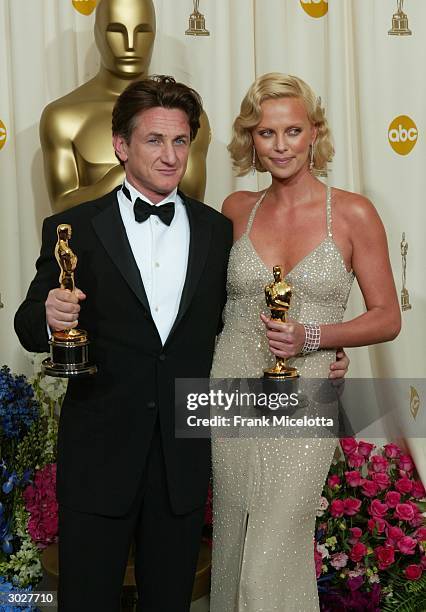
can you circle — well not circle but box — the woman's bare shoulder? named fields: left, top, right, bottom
left=221, top=190, right=265, bottom=221
left=332, top=187, right=380, bottom=226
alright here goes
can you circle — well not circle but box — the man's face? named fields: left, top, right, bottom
left=95, top=0, right=155, bottom=77
left=113, top=107, right=191, bottom=204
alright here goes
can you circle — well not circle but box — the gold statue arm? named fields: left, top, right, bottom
left=40, top=105, right=125, bottom=212
left=179, top=111, right=210, bottom=202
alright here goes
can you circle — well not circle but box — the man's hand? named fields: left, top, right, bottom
left=329, top=349, right=349, bottom=379
left=45, top=288, right=86, bottom=331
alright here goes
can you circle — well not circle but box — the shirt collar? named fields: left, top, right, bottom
left=123, top=179, right=178, bottom=207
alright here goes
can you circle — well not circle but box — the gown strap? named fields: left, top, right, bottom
left=244, top=190, right=269, bottom=236
left=326, top=186, right=333, bottom=238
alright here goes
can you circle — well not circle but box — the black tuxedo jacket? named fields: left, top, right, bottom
left=15, top=188, right=233, bottom=517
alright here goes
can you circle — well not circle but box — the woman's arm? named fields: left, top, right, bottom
left=263, top=195, right=401, bottom=358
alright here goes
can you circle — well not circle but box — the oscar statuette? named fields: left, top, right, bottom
left=388, top=0, right=412, bottom=36
left=263, top=266, right=299, bottom=380
left=41, top=224, right=97, bottom=378
left=185, top=0, right=210, bottom=36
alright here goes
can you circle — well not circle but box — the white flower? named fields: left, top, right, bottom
left=316, top=496, right=329, bottom=517
left=369, top=574, right=380, bottom=584
left=317, top=544, right=330, bottom=559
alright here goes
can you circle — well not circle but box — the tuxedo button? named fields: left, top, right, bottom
left=147, top=401, right=156, bottom=410
left=159, top=354, right=166, bottom=361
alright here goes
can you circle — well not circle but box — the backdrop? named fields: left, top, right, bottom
left=0, top=0, right=424, bottom=473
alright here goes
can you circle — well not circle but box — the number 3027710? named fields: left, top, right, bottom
left=0, top=591, right=57, bottom=606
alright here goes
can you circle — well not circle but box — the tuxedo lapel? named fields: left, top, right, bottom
left=91, top=193, right=150, bottom=313
left=165, top=193, right=212, bottom=347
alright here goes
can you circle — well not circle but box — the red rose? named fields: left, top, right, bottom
left=395, top=503, right=415, bottom=522
left=386, top=525, right=404, bottom=544
left=383, top=442, right=401, bottom=459
left=405, top=564, right=423, bottom=580
left=372, top=472, right=390, bottom=490
left=340, top=438, right=358, bottom=455
left=330, top=499, right=345, bottom=518
left=344, top=497, right=362, bottom=516
left=361, top=479, right=379, bottom=498
left=327, top=474, right=341, bottom=488
left=347, top=452, right=365, bottom=468
left=368, top=518, right=386, bottom=534
left=369, top=499, right=388, bottom=519
left=349, top=542, right=367, bottom=563
left=412, top=480, right=426, bottom=499
left=398, top=536, right=417, bottom=555
left=415, top=527, right=426, bottom=542
left=395, top=476, right=414, bottom=494
left=385, top=491, right=401, bottom=508
left=370, top=455, right=389, bottom=473
left=398, top=454, right=415, bottom=473
left=375, top=545, right=395, bottom=570
left=345, top=470, right=362, bottom=487
left=349, top=527, right=363, bottom=540
left=358, top=440, right=375, bottom=457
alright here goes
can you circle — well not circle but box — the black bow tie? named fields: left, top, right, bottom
left=121, top=184, right=175, bottom=226
left=133, top=198, right=175, bottom=226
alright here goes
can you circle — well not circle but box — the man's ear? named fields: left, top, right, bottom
left=112, top=134, right=128, bottom=163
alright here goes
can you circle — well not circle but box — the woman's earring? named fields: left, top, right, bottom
left=252, top=147, right=257, bottom=175
left=309, top=143, right=315, bottom=172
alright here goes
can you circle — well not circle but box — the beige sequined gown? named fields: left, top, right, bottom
left=210, top=187, right=354, bottom=611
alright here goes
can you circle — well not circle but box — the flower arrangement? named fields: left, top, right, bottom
left=315, top=438, right=426, bottom=611
left=0, top=360, right=65, bottom=595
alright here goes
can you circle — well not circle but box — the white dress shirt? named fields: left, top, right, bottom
left=117, top=180, right=190, bottom=345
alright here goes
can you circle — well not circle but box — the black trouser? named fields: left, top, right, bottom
left=58, top=424, right=206, bottom=611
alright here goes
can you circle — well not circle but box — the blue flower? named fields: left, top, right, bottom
left=0, top=367, right=39, bottom=441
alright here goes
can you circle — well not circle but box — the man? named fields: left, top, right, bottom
left=16, top=76, right=231, bottom=612
left=15, top=76, right=348, bottom=611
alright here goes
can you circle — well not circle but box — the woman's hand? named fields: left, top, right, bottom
left=260, top=313, right=305, bottom=359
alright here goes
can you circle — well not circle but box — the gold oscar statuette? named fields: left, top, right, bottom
left=185, top=0, right=210, bottom=36
left=263, top=266, right=299, bottom=380
left=41, top=224, right=97, bottom=378
left=389, top=0, right=412, bottom=36
left=400, top=232, right=412, bottom=311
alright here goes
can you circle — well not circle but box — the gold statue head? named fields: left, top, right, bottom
left=57, top=224, right=72, bottom=241
left=95, top=0, right=156, bottom=78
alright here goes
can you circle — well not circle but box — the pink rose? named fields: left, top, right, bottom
left=340, top=438, right=358, bottom=455
left=349, top=542, right=367, bottom=563
left=395, top=503, right=415, bottom=522
left=330, top=552, right=349, bottom=569
left=398, top=536, right=417, bottom=555
left=415, top=527, right=426, bottom=542
left=383, top=442, right=401, bottom=459
left=344, top=497, right=362, bottom=516
left=374, top=545, right=395, bottom=570
left=405, top=564, right=423, bottom=580
left=314, top=544, right=323, bottom=579
left=330, top=499, right=345, bottom=518
left=368, top=518, right=386, bottom=534
left=370, top=455, right=389, bottom=473
left=347, top=452, right=365, bottom=468
left=386, top=525, right=404, bottom=545
left=349, top=527, right=363, bottom=540
left=412, top=480, right=426, bottom=499
left=395, top=476, right=414, bottom=494
left=398, top=454, right=415, bottom=473
left=345, top=470, right=362, bottom=487
left=358, top=440, right=375, bottom=457
left=327, top=474, right=341, bottom=488
left=372, top=472, right=390, bottom=490
left=385, top=491, right=401, bottom=508
left=369, top=499, right=388, bottom=519
left=361, top=479, right=379, bottom=498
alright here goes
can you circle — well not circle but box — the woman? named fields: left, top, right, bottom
left=210, top=73, right=401, bottom=611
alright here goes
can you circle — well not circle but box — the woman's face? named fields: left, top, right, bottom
left=252, top=96, right=317, bottom=180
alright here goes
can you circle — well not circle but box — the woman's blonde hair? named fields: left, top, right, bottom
left=228, top=73, right=334, bottom=176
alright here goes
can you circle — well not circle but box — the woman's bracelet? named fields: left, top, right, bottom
left=302, top=323, right=321, bottom=354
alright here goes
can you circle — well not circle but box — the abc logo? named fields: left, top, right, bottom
left=72, top=0, right=97, bottom=16
left=0, top=120, right=6, bottom=151
left=300, top=0, right=328, bottom=18
left=388, top=115, right=418, bottom=156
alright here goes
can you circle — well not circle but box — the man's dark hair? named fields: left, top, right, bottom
left=112, top=75, right=203, bottom=143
